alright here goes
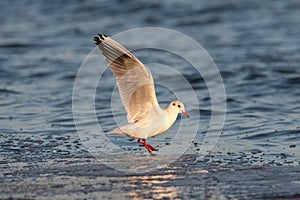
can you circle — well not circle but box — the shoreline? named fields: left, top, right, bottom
left=1, top=154, right=300, bottom=199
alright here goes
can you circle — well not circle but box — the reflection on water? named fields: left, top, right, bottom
left=122, top=174, right=182, bottom=199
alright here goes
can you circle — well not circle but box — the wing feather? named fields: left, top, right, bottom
left=94, top=34, right=159, bottom=123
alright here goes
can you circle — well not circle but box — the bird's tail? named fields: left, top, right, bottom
left=106, top=127, right=126, bottom=135
left=106, top=124, right=141, bottom=139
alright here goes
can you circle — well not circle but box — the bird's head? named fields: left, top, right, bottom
left=169, top=100, right=189, bottom=118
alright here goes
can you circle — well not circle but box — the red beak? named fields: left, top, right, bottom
left=182, top=111, right=190, bottom=118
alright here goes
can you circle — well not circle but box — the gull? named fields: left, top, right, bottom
left=94, top=34, right=189, bottom=154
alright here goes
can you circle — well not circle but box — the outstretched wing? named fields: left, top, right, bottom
left=94, top=34, right=159, bottom=123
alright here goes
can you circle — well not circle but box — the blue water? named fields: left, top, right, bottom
left=0, top=0, right=300, bottom=164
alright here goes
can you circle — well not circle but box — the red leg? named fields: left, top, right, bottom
left=137, top=138, right=158, bottom=153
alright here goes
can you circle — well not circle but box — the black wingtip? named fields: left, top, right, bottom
left=94, top=36, right=101, bottom=45
left=94, top=34, right=108, bottom=45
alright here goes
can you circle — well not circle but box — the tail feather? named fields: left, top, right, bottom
left=106, top=127, right=126, bottom=135
left=106, top=124, right=142, bottom=139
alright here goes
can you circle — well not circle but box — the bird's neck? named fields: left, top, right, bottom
left=160, top=105, right=178, bottom=133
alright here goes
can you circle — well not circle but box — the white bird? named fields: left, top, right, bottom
left=94, top=34, right=189, bottom=154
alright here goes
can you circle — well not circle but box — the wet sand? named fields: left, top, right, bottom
left=1, top=134, right=299, bottom=199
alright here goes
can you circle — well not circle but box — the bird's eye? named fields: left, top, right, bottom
left=172, top=103, right=176, bottom=106
left=178, top=105, right=181, bottom=108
